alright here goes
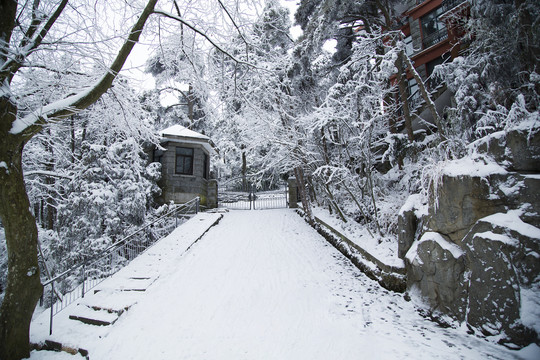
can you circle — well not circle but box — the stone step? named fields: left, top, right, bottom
left=94, top=275, right=158, bottom=293
left=69, top=304, right=122, bottom=326
left=78, top=290, right=139, bottom=314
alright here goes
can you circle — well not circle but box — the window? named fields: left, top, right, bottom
left=421, top=7, right=447, bottom=48
left=175, top=147, right=194, bottom=175
left=404, top=36, right=414, bottom=57
left=426, top=55, right=449, bottom=89
left=407, top=78, right=421, bottom=110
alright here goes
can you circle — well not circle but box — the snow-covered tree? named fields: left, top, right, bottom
left=435, top=0, right=539, bottom=139
left=208, top=0, right=295, bottom=188
left=0, top=1, right=157, bottom=358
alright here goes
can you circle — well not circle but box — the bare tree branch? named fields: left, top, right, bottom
left=153, top=10, right=253, bottom=67
left=1, top=0, right=69, bottom=84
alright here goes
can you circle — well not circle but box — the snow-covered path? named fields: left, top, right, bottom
left=80, top=209, right=521, bottom=360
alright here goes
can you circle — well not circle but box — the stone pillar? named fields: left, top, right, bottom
left=207, top=179, right=218, bottom=209
left=288, top=177, right=298, bottom=209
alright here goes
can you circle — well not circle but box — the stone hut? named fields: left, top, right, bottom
left=152, top=125, right=217, bottom=208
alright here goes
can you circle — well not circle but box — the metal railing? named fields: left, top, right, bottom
left=422, top=27, right=449, bottom=49
left=441, top=0, right=467, bottom=14
left=40, top=197, right=200, bottom=335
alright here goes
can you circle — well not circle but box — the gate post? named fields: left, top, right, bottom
left=288, top=177, right=298, bottom=209
left=207, top=179, right=218, bottom=209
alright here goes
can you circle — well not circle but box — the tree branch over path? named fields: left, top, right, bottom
left=10, top=0, right=159, bottom=140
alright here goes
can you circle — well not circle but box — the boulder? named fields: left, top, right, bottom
left=506, top=127, right=540, bottom=172
left=463, top=213, right=540, bottom=340
left=397, top=194, right=426, bottom=259
left=475, top=126, right=540, bottom=172
left=405, top=232, right=468, bottom=321
left=398, top=207, right=417, bottom=259
left=427, top=172, right=506, bottom=244
left=475, top=130, right=509, bottom=167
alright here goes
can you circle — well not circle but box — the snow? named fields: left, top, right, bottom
left=0, top=161, right=8, bottom=174
left=442, top=157, right=508, bottom=177
left=474, top=231, right=518, bottom=246
left=10, top=88, right=92, bottom=135
left=160, top=124, right=210, bottom=140
left=30, top=209, right=524, bottom=359
left=311, top=207, right=403, bottom=268
left=406, top=232, right=464, bottom=264
left=29, top=350, right=85, bottom=359
left=482, top=211, right=540, bottom=240
left=399, top=193, right=428, bottom=218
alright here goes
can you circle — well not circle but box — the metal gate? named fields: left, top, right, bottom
left=218, top=182, right=288, bottom=210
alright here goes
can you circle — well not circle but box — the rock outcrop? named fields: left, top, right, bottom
left=463, top=213, right=540, bottom=343
left=399, top=125, right=540, bottom=346
left=405, top=232, right=468, bottom=320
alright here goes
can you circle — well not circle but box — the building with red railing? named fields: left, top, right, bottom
left=397, top=0, right=470, bottom=121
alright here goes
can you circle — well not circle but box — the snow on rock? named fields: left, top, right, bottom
left=0, top=161, right=8, bottom=174
left=405, top=232, right=464, bottom=264
left=398, top=193, right=428, bottom=218
left=442, top=156, right=507, bottom=177
left=473, top=230, right=518, bottom=246
left=481, top=210, right=540, bottom=240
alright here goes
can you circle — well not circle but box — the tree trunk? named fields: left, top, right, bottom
left=294, top=166, right=312, bottom=219
left=241, top=151, right=247, bottom=191
left=400, top=51, right=446, bottom=140
left=0, top=102, right=43, bottom=360
left=396, top=51, right=414, bottom=142
left=187, top=84, right=195, bottom=127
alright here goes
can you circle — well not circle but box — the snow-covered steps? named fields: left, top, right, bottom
left=81, top=289, right=139, bottom=311
left=30, top=213, right=224, bottom=352
left=69, top=277, right=156, bottom=326
left=69, top=304, right=123, bottom=326
left=94, top=275, right=158, bottom=293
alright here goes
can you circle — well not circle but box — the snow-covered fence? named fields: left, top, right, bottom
left=40, top=197, right=200, bottom=335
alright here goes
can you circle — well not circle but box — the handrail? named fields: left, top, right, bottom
left=41, top=197, right=199, bottom=287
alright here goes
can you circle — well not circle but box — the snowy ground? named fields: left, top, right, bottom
left=30, top=209, right=538, bottom=359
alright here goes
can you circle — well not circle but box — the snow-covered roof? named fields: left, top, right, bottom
left=159, top=124, right=217, bottom=155
left=160, top=124, right=210, bottom=141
